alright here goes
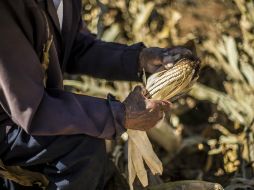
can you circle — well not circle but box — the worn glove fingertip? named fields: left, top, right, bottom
left=160, top=100, right=172, bottom=111
left=133, top=85, right=147, bottom=94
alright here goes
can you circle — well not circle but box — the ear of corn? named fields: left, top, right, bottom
left=127, top=58, right=200, bottom=189
left=146, top=58, right=200, bottom=101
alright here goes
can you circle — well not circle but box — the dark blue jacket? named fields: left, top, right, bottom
left=0, top=0, right=144, bottom=139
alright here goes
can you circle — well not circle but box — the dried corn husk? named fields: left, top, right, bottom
left=127, top=58, right=200, bottom=190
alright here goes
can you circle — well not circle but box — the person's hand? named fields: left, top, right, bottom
left=123, top=86, right=171, bottom=131
left=139, top=46, right=194, bottom=74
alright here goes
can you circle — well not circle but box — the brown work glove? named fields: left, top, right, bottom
left=139, top=46, right=193, bottom=73
left=123, top=86, right=171, bottom=131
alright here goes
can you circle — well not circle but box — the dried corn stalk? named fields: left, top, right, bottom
left=127, top=58, right=200, bottom=190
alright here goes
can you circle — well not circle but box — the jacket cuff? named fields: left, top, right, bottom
left=122, top=42, right=146, bottom=81
left=107, top=94, right=126, bottom=138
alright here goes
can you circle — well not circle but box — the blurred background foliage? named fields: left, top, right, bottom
left=64, top=0, right=254, bottom=189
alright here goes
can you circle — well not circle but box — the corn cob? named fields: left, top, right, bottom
left=127, top=57, right=200, bottom=190
left=146, top=58, right=200, bottom=101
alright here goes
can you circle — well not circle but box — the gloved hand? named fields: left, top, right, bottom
left=139, top=46, right=194, bottom=73
left=123, top=86, right=171, bottom=131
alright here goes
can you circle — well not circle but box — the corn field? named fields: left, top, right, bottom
left=64, top=0, right=254, bottom=189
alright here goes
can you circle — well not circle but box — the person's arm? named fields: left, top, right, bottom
left=0, top=3, right=124, bottom=139
left=65, top=21, right=145, bottom=81
left=65, top=21, right=195, bottom=81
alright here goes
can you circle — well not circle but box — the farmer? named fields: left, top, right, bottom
left=0, top=0, right=193, bottom=189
